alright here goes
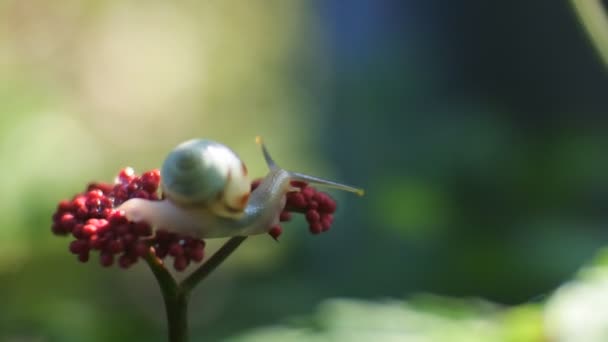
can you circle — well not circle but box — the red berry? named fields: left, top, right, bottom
left=108, top=211, right=127, bottom=225
left=312, top=193, right=326, bottom=203
left=305, top=210, right=320, bottom=223
left=75, top=207, right=88, bottom=220
left=268, top=226, right=282, bottom=241
left=73, top=196, right=87, bottom=209
left=321, top=216, right=333, bottom=231
left=69, top=240, right=89, bottom=254
left=290, top=180, right=307, bottom=188
left=82, top=224, right=98, bottom=236
left=309, top=222, right=323, bottom=235
left=134, top=241, right=150, bottom=257
left=86, top=197, right=101, bottom=208
left=57, top=200, right=72, bottom=213
left=168, top=243, right=184, bottom=257
left=117, top=168, right=135, bottom=184
left=60, top=213, right=76, bottom=230
left=100, top=252, right=114, bottom=267
left=72, top=224, right=84, bottom=238
left=141, top=170, right=160, bottom=192
left=108, top=239, right=124, bottom=254
left=119, top=254, right=136, bottom=268
left=132, top=190, right=149, bottom=199
left=173, top=256, right=189, bottom=271
left=78, top=251, right=90, bottom=262
left=127, top=182, right=139, bottom=193
left=89, top=235, right=105, bottom=250
left=189, top=247, right=204, bottom=262
left=122, top=234, right=135, bottom=244
left=155, top=246, right=169, bottom=259
left=301, top=187, right=315, bottom=199
left=52, top=223, right=67, bottom=235
left=287, top=193, right=307, bottom=208
left=308, top=201, right=319, bottom=210
left=279, top=211, right=292, bottom=222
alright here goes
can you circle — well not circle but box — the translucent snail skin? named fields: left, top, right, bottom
left=117, top=137, right=364, bottom=239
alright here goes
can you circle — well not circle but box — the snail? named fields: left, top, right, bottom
left=117, top=137, right=364, bottom=239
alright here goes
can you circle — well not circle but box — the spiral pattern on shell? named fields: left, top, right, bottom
left=160, top=139, right=251, bottom=216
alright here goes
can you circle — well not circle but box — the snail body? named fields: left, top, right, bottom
left=117, top=137, right=363, bottom=239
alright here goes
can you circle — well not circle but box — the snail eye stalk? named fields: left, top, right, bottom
left=256, top=136, right=365, bottom=196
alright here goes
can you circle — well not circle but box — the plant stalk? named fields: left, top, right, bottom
left=144, top=236, right=248, bottom=342
left=181, top=236, right=247, bottom=292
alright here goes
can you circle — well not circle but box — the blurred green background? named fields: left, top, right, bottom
left=2, top=0, right=608, bottom=341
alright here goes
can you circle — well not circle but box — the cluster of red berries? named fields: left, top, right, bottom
left=253, top=180, right=337, bottom=240
left=51, top=168, right=205, bottom=271
left=52, top=169, right=338, bottom=271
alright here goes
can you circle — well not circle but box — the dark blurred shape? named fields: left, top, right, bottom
left=311, top=0, right=608, bottom=305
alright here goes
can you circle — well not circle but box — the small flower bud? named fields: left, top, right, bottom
left=173, top=256, right=189, bottom=271
left=100, top=252, right=114, bottom=267
left=268, top=226, right=283, bottom=241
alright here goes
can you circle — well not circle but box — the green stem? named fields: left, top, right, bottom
left=145, top=252, right=188, bottom=342
left=166, top=289, right=189, bottom=342
left=181, top=236, right=247, bottom=292
left=144, top=237, right=248, bottom=341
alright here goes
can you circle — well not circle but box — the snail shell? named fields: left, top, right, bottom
left=160, top=139, right=251, bottom=218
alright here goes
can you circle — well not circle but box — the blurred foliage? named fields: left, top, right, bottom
left=230, top=297, right=543, bottom=342
left=231, top=248, right=608, bottom=341
left=1, top=0, right=608, bottom=341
